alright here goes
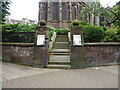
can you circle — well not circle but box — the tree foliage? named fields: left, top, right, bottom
left=110, top=1, right=120, bottom=28
left=79, top=1, right=120, bottom=28
left=0, top=0, right=11, bottom=24
left=102, top=28, right=120, bottom=42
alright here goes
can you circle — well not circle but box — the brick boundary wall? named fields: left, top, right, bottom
left=1, top=43, right=120, bottom=67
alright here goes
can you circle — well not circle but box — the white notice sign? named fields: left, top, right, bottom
left=73, top=35, right=82, bottom=46
left=37, top=35, right=45, bottom=45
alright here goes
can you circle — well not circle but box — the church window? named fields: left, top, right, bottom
left=52, top=2, right=59, bottom=20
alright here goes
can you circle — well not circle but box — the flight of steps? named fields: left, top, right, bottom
left=48, top=35, right=71, bottom=69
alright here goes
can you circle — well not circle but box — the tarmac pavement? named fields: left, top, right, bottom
left=1, top=62, right=119, bottom=88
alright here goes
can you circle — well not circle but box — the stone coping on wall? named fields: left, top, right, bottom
left=1, top=42, right=120, bottom=46
left=84, top=42, right=120, bottom=46
left=0, top=43, right=34, bottom=47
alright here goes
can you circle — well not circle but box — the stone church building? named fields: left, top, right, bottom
left=38, top=1, right=101, bottom=28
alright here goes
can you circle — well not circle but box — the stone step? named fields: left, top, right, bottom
left=57, top=35, right=68, bottom=38
left=48, top=61, right=70, bottom=65
left=50, top=49, right=70, bottom=53
left=47, top=64, right=71, bottom=69
left=49, top=55, right=70, bottom=62
left=56, top=35, right=69, bottom=42
left=49, top=59, right=70, bottom=64
left=49, top=53, right=70, bottom=55
left=48, top=35, right=71, bottom=69
left=56, top=38, right=69, bottom=42
left=53, top=42, right=70, bottom=49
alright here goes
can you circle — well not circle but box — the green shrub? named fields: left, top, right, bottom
left=55, top=28, right=70, bottom=35
left=46, top=25, right=54, bottom=30
left=82, top=26, right=105, bottom=43
left=100, top=26, right=107, bottom=31
left=2, top=23, right=39, bottom=32
left=2, top=24, right=39, bottom=42
left=71, top=20, right=91, bottom=26
left=102, top=28, right=120, bottom=42
left=70, top=20, right=105, bottom=43
left=49, top=29, right=56, bottom=41
left=79, top=21, right=91, bottom=26
left=48, top=27, right=70, bottom=41
left=47, top=25, right=56, bottom=41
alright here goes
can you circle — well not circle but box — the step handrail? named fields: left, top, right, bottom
left=49, top=32, right=57, bottom=50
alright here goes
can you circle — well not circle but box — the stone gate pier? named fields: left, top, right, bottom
left=33, top=23, right=49, bottom=68
left=70, top=26, right=86, bottom=69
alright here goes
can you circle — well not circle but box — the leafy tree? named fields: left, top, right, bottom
left=109, top=1, right=120, bottom=28
left=0, top=0, right=11, bottom=24
left=78, top=1, right=120, bottom=28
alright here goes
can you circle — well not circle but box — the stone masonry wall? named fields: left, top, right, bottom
left=2, top=43, right=34, bottom=66
left=2, top=43, right=120, bottom=67
left=84, top=43, right=120, bottom=66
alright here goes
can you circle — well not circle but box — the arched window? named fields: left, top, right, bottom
left=52, top=2, right=59, bottom=20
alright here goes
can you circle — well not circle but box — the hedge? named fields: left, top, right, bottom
left=81, top=26, right=105, bottom=43
left=48, top=27, right=70, bottom=41
left=102, top=28, right=120, bottom=42
left=1, top=24, right=38, bottom=42
left=2, top=23, right=38, bottom=32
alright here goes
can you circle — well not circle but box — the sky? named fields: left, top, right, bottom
left=8, top=0, right=119, bottom=21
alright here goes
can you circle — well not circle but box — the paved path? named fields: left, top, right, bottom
left=2, top=62, right=119, bottom=88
